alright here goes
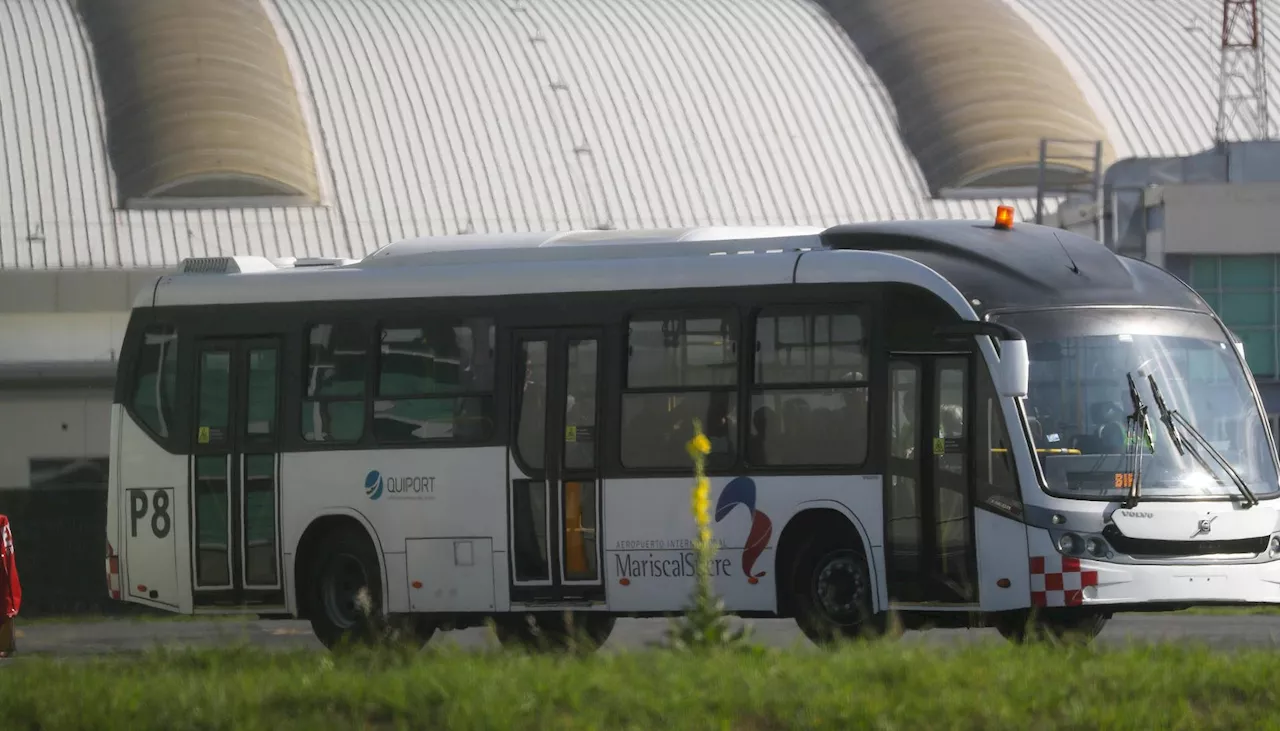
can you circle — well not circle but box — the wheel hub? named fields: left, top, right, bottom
left=814, top=553, right=866, bottom=623
left=321, top=553, right=368, bottom=629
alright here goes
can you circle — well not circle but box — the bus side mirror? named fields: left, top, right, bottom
left=993, top=339, right=1029, bottom=399
left=934, top=321, right=1029, bottom=399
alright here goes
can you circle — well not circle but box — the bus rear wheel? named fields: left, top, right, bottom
left=305, top=527, right=435, bottom=650
left=790, top=538, right=884, bottom=645
left=492, top=611, right=616, bottom=652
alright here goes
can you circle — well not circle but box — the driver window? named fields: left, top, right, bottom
left=977, top=367, right=1022, bottom=516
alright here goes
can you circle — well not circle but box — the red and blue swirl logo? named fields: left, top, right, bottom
left=715, top=477, right=772, bottom=584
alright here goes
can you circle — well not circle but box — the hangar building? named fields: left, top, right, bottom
left=2, top=0, right=1278, bottom=487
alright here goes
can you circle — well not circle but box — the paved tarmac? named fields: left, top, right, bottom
left=7, top=612, right=1280, bottom=659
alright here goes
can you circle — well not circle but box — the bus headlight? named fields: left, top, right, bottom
left=1058, top=532, right=1084, bottom=556
left=1051, top=530, right=1112, bottom=559
left=1269, top=535, right=1280, bottom=558
left=1086, top=536, right=1109, bottom=558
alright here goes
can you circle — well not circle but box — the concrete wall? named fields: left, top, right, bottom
left=0, top=389, right=112, bottom=486
left=0, top=270, right=163, bottom=313
left=1156, top=182, right=1280, bottom=255
left=0, top=270, right=153, bottom=487
left=0, top=312, right=131, bottom=366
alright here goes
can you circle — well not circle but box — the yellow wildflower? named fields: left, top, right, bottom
left=692, top=490, right=710, bottom=525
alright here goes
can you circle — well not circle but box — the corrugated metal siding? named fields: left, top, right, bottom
left=1012, top=0, right=1278, bottom=158
left=3, top=0, right=1254, bottom=271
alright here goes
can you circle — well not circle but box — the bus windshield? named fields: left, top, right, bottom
left=990, top=307, right=1280, bottom=501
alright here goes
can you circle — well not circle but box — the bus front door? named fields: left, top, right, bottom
left=189, top=338, right=285, bottom=610
left=507, top=329, right=606, bottom=604
left=885, top=353, right=979, bottom=606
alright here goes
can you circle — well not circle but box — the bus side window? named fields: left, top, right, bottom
left=620, top=312, right=738, bottom=470
left=373, top=318, right=496, bottom=443
left=302, top=323, right=368, bottom=443
left=748, top=307, right=869, bottom=467
left=978, top=368, right=1022, bottom=516
left=130, top=323, right=178, bottom=439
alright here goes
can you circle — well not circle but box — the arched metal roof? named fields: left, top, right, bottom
left=0, top=0, right=1266, bottom=270
left=75, top=0, right=320, bottom=204
left=826, top=0, right=1114, bottom=196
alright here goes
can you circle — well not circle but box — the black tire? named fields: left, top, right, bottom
left=305, top=526, right=387, bottom=650
left=492, top=611, right=616, bottom=652
left=790, top=536, right=883, bottom=646
left=995, top=609, right=1109, bottom=645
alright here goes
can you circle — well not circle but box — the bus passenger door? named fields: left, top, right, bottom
left=885, top=353, right=978, bottom=606
left=507, top=329, right=606, bottom=604
left=190, top=338, right=285, bottom=610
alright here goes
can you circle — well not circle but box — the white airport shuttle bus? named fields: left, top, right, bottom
left=106, top=210, right=1280, bottom=648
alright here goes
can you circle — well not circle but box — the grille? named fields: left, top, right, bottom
left=1102, top=524, right=1269, bottom=558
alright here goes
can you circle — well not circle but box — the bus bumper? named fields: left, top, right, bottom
left=1028, top=533, right=1280, bottom=607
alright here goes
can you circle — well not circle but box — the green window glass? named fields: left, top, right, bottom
left=1219, top=292, right=1275, bottom=328
left=1220, top=256, right=1275, bottom=289
left=1237, top=329, right=1277, bottom=378
left=1190, top=256, right=1219, bottom=289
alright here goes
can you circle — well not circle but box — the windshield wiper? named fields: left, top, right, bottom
left=1147, top=374, right=1228, bottom=496
left=1146, top=374, right=1258, bottom=508
left=1123, top=372, right=1154, bottom=508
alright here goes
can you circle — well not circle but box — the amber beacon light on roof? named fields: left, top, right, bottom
left=994, top=205, right=1015, bottom=230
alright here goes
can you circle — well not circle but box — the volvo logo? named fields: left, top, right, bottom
left=1192, top=515, right=1217, bottom=538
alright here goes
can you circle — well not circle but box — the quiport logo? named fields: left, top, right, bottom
left=364, top=470, right=384, bottom=501
left=714, top=476, right=772, bottom=584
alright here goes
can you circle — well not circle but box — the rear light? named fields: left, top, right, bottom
left=105, top=540, right=121, bottom=600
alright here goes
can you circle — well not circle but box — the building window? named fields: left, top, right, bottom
left=1177, top=254, right=1278, bottom=378
left=130, top=324, right=178, bottom=438
left=30, top=457, right=110, bottom=489
left=302, top=323, right=368, bottom=442
left=374, top=318, right=496, bottom=443
left=620, top=312, right=738, bottom=469
left=748, top=306, right=869, bottom=466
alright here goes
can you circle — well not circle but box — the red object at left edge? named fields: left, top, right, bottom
left=0, top=515, right=21, bottom=618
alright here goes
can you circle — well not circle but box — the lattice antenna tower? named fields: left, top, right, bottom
left=1215, top=0, right=1271, bottom=143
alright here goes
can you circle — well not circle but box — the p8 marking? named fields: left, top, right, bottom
left=128, top=488, right=174, bottom=540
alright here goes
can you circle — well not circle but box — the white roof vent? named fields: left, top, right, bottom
left=178, top=256, right=280, bottom=274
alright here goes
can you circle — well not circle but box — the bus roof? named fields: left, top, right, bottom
left=820, top=219, right=1209, bottom=317
left=142, top=219, right=1211, bottom=318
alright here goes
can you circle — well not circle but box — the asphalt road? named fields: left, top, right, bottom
left=8, top=613, right=1280, bottom=659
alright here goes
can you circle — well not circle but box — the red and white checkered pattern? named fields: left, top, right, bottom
left=105, top=541, right=120, bottom=601
left=1030, top=555, right=1098, bottom=607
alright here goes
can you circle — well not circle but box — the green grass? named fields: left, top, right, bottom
left=4, top=641, right=1280, bottom=730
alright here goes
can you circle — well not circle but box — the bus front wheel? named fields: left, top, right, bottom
left=790, top=537, right=884, bottom=645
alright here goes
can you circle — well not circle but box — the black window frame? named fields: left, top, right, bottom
left=127, top=321, right=181, bottom=444
left=975, top=360, right=1024, bottom=518
left=372, top=315, right=498, bottom=445
left=745, top=303, right=872, bottom=469
left=619, top=308, right=741, bottom=472
left=300, top=320, right=372, bottom=444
